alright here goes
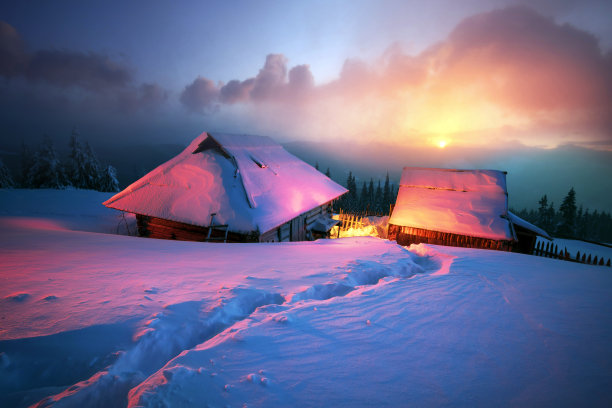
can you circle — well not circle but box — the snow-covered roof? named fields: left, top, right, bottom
left=103, top=132, right=347, bottom=234
left=508, top=211, right=552, bottom=240
left=389, top=167, right=515, bottom=241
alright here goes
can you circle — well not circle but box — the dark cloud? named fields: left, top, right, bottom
left=25, top=50, right=132, bottom=91
left=180, top=76, right=220, bottom=112
left=0, top=21, right=27, bottom=77
left=0, top=20, right=166, bottom=111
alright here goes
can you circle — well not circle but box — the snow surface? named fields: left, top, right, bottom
left=1, top=189, right=612, bottom=407
left=103, top=132, right=347, bottom=234
left=389, top=167, right=513, bottom=241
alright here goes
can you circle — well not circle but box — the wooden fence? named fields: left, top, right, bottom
left=533, top=240, right=611, bottom=267
left=336, top=211, right=364, bottom=235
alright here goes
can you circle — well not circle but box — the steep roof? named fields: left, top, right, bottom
left=389, top=167, right=515, bottom=241
left=103, top=132, right=347, bottom=234
left=508, top=211, right=552, bottom=240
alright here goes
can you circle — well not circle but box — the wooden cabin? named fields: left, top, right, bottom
left=387, top=167, right=550, bottom=254
left=104, top=132, right=347, bottom=242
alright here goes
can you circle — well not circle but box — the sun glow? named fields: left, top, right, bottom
left=437, top=140, right=448, bottom=149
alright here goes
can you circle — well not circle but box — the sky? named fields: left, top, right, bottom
left=1, top=0, right=611, bottom=210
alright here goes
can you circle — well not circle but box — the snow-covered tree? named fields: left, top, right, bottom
left=98, top=165, right=120, bottom=192
left=0, top=158, right=15, bottom=188
left=65, top=129, right=89, bottom=188
left=20, top=141, right=34, bottom=187
left=83, top=142, right=102, bottom=190
left=26, top=136, right=67, bottom=189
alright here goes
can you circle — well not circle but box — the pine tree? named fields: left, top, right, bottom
left=325, top=168, right=331, bottom=178
left=368, top=178, right=374, bottom=209
left=98, top=165, right=120, bottom=192
left=83, top=142, right=101, bottom=190
left=26, top=136, right=67, bottom=189
left=315, top=161, right=319, bottom=171
left=359, top=181, right=368, bottom=211
left=558, top=187, right=577, bottom=237
left=537, top=195, right=550, bottom=230
left=66, top=129, right=88, bottom=188
left=375, top=180, right=383, bottom=213
left=20, top=141, right=34, bottom=187
left=0, top=158, right=15, bottom=188
left=383, top=172, right=390, bottom=212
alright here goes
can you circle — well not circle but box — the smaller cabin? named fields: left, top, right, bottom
left=387, top=167, right=550, bottom=253
left=104, top=132, right=347, bottom=242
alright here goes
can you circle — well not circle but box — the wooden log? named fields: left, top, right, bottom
left=587, top=254, right=592, bottom=264
left=576, top=251, right=581, bottom=262
left=593, top=256, right=599, bottom=265
left=607, top=259, right=611, bottom=267
left=599, top=258, right=605, bottom=266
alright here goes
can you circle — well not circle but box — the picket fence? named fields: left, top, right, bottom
left=533, top=240, right=611, bottom=267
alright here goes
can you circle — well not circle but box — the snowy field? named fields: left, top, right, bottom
left=1, top=190, right=611, bottom=407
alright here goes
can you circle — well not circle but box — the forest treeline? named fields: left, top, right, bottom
left=512, top=188, right=612, bottom=243
left=315, top=164, right=397, bottom=215
left=0, top=130, right=119, bottom=192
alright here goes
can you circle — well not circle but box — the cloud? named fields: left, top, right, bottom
left=0, top=20, right=166, bottom=111
left=0, top=21, right=27, bottom=77
left=25, top=50, right=132, bottom=91
left=180, top=6, right=611, bottom=149
left=180, top=76, right=220, bottom=112
left=180, top=54, right=317, bottom=112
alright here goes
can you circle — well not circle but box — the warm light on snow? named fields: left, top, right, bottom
left=1, top=189, right=611, bottom=407
left=389, top=167, right=513, bottom=241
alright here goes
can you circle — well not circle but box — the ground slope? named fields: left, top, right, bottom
left=0, top=189, right=611, bottom=407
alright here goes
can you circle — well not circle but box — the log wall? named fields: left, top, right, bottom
left=388, top=224, right=513, bottom=251
left=136, top=215, right=257, bottom=243
left=136, top=201, right=335, bottom=243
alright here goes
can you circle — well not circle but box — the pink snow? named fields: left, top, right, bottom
left=1, top=189, right=611, bottom=407
left=103, top=132, right=347, bottom=234
left=389, top=167, right=513, bottom=241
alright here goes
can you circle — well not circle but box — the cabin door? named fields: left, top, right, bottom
left=290, top=216, right=304, bottom=241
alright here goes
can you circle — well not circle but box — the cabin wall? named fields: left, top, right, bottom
left=388, top=224, right=513, bottom=251
left=136, top=215, right=257, bottom=243
left=512, top=225, right=537, bottom=254
left=259, top=202, right=334, bottom=243
left=137, top=201, right=336, bottom=244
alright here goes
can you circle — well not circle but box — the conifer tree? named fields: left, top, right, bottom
left=358, top=181, right=367, bottom=211
left=325, top=168, right=331, bottom=178
left=98, top=165, right=120, bottom=192
left=0, top=158, right=15, bottom=188
left=558, top=187, right=577, bottom=237
left=20, top=141, right=34, bottom=187
left=375, top=180, right=383, bottom=213
left=66, top=129, right=89, bottom=188
left=26, top=136, right=67, bottom=189
left=83, top=142, right=101, bottom=190
left=383, top=172, right=390, bottom=210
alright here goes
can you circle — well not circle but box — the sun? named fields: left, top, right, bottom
left=437, top=139, right=448, bottom=149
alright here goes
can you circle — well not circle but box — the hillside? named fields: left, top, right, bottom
left=1, top=189, right=611, bottom=407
